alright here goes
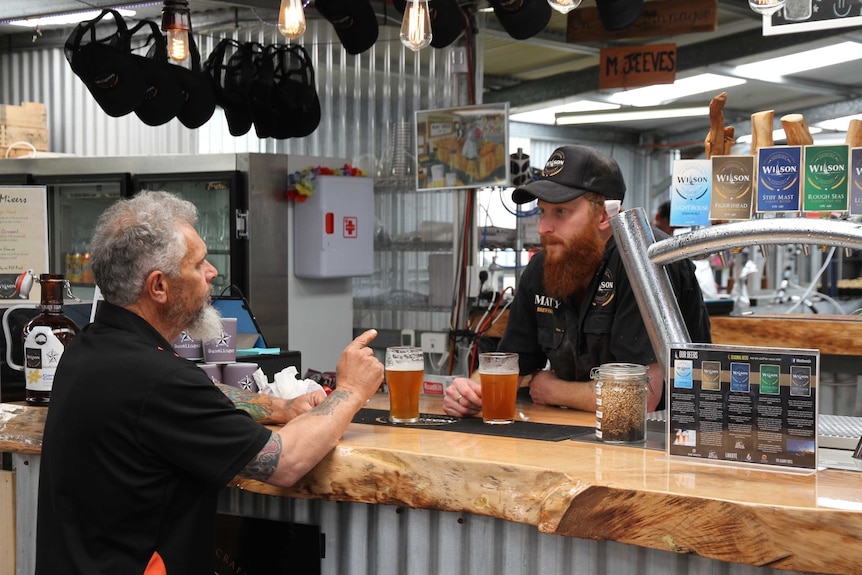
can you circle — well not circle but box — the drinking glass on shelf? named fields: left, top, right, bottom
left=478, top=352, right=519, bottom=425
left=384, top=346, right=424, bottom=423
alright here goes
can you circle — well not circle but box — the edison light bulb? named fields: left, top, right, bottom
left=749, top=0, right=785, bottom=15
left=166, top=29, right=190, bottom=62
left=161, top=1, right=191, bottom=63
left=547, top=0, right=582, bottom=14
left=400, top=0, right=432, bottom=52
left=278, top=0, right=306, bottom=39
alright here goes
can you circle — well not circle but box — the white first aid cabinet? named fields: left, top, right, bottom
left=293, top=175, right=374, bottom=278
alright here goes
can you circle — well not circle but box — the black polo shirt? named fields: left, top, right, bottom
left=36, top=302, right=271, bottom=575
left=499, top=234, right=711, bottom=409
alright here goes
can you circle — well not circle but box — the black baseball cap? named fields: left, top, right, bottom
left=175, top=33, right=216, bottom=129
left=512, top=145, right=626, bottom=204
left=315, top=0, right=378, bottom=55
left=204, top=39, right=254, bottom=137
left=595, top=0, right=644, bottom=31
left=128, top=20, right=183, bottom=127
left=487, top=0, right=551, bottom=41
left=392, top=0, right=465, bottom=49
left=64, top=9, right=147, bottom=118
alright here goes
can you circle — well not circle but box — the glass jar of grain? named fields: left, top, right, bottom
left=591, top=363, right=648, bottom=444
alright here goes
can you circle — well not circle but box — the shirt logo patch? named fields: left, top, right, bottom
left=534, top=294, right=561, bottom=313
left=593, top=268, right=615, bottom=307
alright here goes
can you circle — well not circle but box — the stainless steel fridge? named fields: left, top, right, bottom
left=0, top=153, right=294, bottom=400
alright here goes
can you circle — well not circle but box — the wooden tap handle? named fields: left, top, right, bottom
left=780, top=113, right=814, bottom=146
left=705, top=92, right=728, bottom=158
left=846, top=119, right=862, bottom=148
left=750, top=110, right=774, bottom=154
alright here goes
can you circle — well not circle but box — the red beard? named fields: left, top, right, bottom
left=542, top=226, right=606, bottom=300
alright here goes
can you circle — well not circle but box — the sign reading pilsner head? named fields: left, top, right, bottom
left=64, top=9, right=147, bottom=117
left=392, top=0, right=466, bottom=49
left=486, top=0, right=551, bottom=41
left=315, top=0, right=379, bottom=55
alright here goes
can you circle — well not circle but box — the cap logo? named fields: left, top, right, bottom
left=94, top=72, right=121, bottom=90
left=498, top=0, right=525, bottom=13
left=543, top=149, right=566, bottom=178
left=330, top=15, right=355, bottom=30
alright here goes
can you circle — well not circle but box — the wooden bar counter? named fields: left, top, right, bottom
left=3, top=397, right=862, bottom=574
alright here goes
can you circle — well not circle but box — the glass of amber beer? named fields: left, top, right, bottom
left=478, top=352, right=519, bottom=424
left=385, top=346, right=424, bottom=423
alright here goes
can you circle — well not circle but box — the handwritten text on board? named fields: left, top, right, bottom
left=599, top=44, right=676, bottom=90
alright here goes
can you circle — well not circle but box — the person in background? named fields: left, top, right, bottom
left=654, top=199, right=719, bottom=300
left=654, top=199, right=674, bottom=236
left=444, top=145, right=711, bottom=416
left=35, top=191, right=384, bottom=575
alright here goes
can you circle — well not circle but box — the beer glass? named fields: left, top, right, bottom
left=385, top=346, right=424, bottom=423
left=478, top=352, right=519, bottom=424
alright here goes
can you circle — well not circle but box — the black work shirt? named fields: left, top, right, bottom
left=36, top=302, right=272, bottom=575
left=499, top=235, right=711, bottom=409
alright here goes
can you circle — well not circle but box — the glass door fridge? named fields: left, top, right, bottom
left=133, top=171, right=245, bottom=297
left=32, top=173, right=132, bottom=301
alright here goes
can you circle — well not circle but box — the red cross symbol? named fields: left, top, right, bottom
left=343, top=217, right=357, bottom=238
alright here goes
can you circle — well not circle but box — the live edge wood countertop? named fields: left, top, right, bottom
left=3, top=396, right=862, bottom=574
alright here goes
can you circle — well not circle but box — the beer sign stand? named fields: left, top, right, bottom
left=667, top=343, right=820, bottom=473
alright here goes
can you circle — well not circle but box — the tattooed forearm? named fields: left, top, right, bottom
left=311, top=389, right=351, bottom=416
left=238, top=432, right=282, bottom=481
left=217, top=383, right=279, bottom=424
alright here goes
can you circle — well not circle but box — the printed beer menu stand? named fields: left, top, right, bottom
left=667, top=344, right=819, bottom=473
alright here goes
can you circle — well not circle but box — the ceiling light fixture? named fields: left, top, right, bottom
left=736, top=127, right=823, bottom=144
left=161, top=0, right=191, bottom=62
left=556, top=106, right=709, bottom=125
left=733, top=41, right=862, bottom=79
left=609, top=73, right=746, bottom=107
left=278, top=0, right=306, bottom=39
left=749, top=0, right=785, bottom=16
left=400, top=0, right=432, bottom=51
left=547, top=0, right=583, bottom=15
left=511, top=100, right=620, bottom=125
left=4, top=8, right=137, bottom=27
left=814, top=114, right=862, bottom=133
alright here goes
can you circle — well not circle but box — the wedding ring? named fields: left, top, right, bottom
left=456, top=394, right=464, bottom=405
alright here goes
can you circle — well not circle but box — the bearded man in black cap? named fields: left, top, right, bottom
left=444, top=145, right=711, bottom=414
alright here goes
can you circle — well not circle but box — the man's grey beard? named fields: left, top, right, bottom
left=186, top=304, right=223, bottom=342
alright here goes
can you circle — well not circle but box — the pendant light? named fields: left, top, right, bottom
left=400, top=0, right=432, bottom=52
left=161, top=0, right=191, bottom=62
left=278, top=0, right=307, bottom=39
left=547, top=0, right=582, bottom=15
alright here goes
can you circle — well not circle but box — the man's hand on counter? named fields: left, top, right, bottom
left=528, top=370, right=597, bottom=411
left=443, top=376, right=482, bottom=418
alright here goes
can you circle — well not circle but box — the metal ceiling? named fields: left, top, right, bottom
left=1, top=0, right=860, bottom=151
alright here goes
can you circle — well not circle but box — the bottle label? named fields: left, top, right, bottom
left=24, top=326, right=69, bottom=392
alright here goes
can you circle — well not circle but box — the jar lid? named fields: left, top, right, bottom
left=590, top=362, right=648, bottom=380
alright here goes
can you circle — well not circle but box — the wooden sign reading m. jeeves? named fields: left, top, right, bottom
left=599, top=43, right=676, bottom=90
left=567, top=0, right=717, bottom=43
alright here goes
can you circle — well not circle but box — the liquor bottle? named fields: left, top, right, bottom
left=23, top=274, right=80, bottom=405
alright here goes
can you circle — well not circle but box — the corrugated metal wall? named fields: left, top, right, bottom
left=0, top=20, right=460, bottom=164
left=218, top=489, right=812, bottom=575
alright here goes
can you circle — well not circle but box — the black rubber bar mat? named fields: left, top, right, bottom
left=351, top=408, right=594, bottom=442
